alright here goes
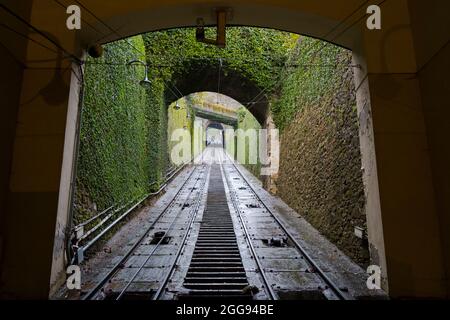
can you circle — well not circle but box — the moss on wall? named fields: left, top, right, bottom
left=75, top=36, right=153, bottom=224
left=273, top=37, right=369, bottom=266
left=143, top=27, right=291, bottom=173
left=143, top=27, right=294, bottom=93
left=146, top=78, right=169, bottom=184
left=167, top=97, right=195, bottom=164
left=75, top=28, right=367, bottom=267
left=236, top=107, right=262, bottom=178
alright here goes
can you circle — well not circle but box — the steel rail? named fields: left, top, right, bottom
left=220, top=163, right=278, bottom=300
left=75, top=162, right=190, bottom=262
left=152, top=165, right=209, bottom=300
left=74, top=206, right=115, bottom=230
left=116, top=165, right=207, bottom=300
left=82, top=164, right=199, bottom=300
left=81, top=196, right=146, bottom=253
left=224, top=153, right=350, bottom=300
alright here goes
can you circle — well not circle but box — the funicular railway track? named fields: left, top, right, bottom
left=220, top=151, right=351, bottom=300
left=180, top=164, right=252, bottom=299
left=82, top=164, right=209, bottom=300
left=82, top=147, right=350, bottom=300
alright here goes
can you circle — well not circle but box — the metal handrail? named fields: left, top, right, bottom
left=72, top=160, right=191, bottom=263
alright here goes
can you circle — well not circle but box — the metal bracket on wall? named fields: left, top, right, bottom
left=196, top=8, right=233, bottom=48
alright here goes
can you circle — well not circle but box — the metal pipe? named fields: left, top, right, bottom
left=152, top=165, right=208, bottom=300
left=75, top=161, right=190, bottom=260
left=73, top=205, right=114, bottom=230
left=82, top=195, right=148, bottom=253
left=196, top=10, right=227, bottom=48
left=82, top=164, right=198, bottom=300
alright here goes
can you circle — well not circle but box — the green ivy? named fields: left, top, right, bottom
left=143, top=27, right=294, bottom=92
left=271, top=37, right=350, bottom=131
left=236, top=107, right=262, bottom=177
left=75, top=28, right=297, bottom=222
left=75, top=36, right=151, bottom=223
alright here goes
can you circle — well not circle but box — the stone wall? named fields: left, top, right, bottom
left=273, top=39, right=369, bottom=266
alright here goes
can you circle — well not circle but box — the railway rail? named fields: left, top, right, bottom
left=82, top=164, right=208, bottom=300
left=221, top=152, right=351, bottom=300
left=72, top=162, right=190, bottom=264
left=81, top=147, right=351, bottom=300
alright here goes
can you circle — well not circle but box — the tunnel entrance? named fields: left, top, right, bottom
left=64, top=24, right=374, bottom=301
left=1, top=0, right=448, bottom=301
left=10, top=0, right=450, bottom=300
left=63, top=26, right=374, bottom=299
left=206, top=122, right=224, bottom=148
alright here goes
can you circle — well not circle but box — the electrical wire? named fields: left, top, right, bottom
left=0, top=23, right=59, bottom=55
left=74, top=0, right=145, bottom=57
left=217, top=57, right=222, bottom=104
left=0, top=38, right=26, bottom=68
left=162, top=78, right=184, bottom=100
left=0, top=3, right=82, bottom=64
left=2, top=0, right=387, bottom=103
left=167, top=77, right=184, bottom=98
left=52, top=0, right=106, bottom=39
left=246, top=0, right=376, bottom=106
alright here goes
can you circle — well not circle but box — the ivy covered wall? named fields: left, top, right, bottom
left=167, top=96, right=195, bottom=165
left=74, top=28, right=367, bottom=267
left=143, top=27, right=294, bottom=93
left=236, top=107, right=262, bottom=178
left=74, top=36, right=153, bottom=224
left=272, top=37, right=368, bottom=266
left=143, top=27, right=296, bottom=124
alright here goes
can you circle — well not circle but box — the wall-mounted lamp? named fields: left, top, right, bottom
left=127, top=59, right=151, bottom=88
left=174, top=101, right=181, bottom=110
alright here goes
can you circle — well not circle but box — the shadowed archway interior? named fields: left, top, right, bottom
left=165, top=58, right=269, bottom=124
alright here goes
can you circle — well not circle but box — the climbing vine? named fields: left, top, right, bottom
left=74, top=27, right=366, bottom=267
left=143, top=27, right=295, bottom=93
left=236, top=107, right=262, bottom=177
left=272, top=36, right=368, bottom=266
left=271, top=37, right=351, bottom=131
left=75, top=36, right=151, bottom=223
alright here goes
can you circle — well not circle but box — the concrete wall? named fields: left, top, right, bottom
left=353, top=0, right=449, bottom=297
left=276, top=51, right=369, bottom=266
left=0, top=0, right=35, bottom=298
left=0, top=35, right=25, bottom=298
left=408, top=0, right=450, bottom=296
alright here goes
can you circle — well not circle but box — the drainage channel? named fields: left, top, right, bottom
left=181, top=164, right=252, bottom=299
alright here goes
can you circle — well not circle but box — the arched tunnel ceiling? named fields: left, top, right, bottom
left=165, top=59, right=269, bottom=124
left=63, top=1, right=364, bottom=53
left=207, top=122, right=225, bottom=130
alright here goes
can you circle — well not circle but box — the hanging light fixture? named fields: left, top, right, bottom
left=139, top=65, right=151, bottom=88
left=127, top=59, right=151, bottom=88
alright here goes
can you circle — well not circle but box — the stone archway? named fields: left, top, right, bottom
left=1, top=0, right=449, bottom=299
left=164, top=58, right=269, bottom=124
